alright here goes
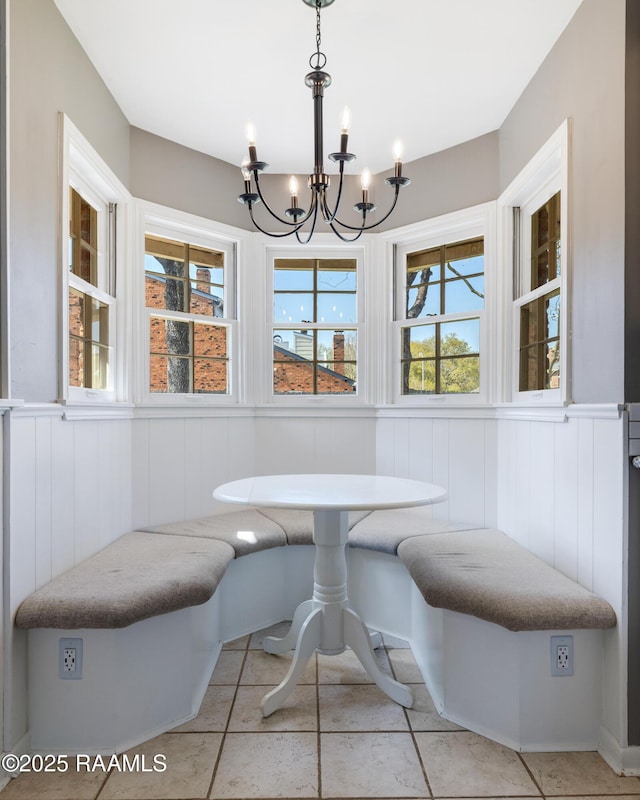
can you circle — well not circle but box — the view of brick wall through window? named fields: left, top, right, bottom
left=68, top=187, right=110, bottom=389
left=273, top=258, right=358, bottom=395
left=145, top=235, right=229, bottom=394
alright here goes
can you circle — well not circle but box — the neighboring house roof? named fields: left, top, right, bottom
left=273, top=344, right=356, bottom=388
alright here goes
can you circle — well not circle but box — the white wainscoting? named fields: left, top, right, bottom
left=131, top=413, right=257, bottom=528
left=5, top=407, right=133, bottom=752
left=375, top=414, right=498, bottom=527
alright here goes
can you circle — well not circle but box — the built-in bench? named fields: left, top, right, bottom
left=14, top=505, right=616, bottom=756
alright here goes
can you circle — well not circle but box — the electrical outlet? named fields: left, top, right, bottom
left=550, top=635, right=573, bottom=676
left=59, top=638, right=83, bottom=680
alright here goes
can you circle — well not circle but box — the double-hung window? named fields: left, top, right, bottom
left=68, top=187, right=114, bottom=393
left=143, top=229, right=235, bottom=398
left=500, top=120, right=568, bottom=403
left=393, top=206, right=491, bottom=403
left=62, top=115, right=127, bottom=404
left=271, top=255, right=360, bottom=396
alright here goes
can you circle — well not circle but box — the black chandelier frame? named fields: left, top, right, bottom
left=238, top=0, right=410, bottom=243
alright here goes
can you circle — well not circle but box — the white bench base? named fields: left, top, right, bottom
left=26, top=545, right=608, bottom=756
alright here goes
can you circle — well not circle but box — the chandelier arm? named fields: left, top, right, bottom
left=328, top=220, right=365, bottom=243
left=321, top=162, right=346, bottom=224
left=248, top=203, right=306, bottom=238
left=295, top=198, right=320, bottom=244
left=253, top=172, right=316, bottom=227
left=329, top=185, right=402, bottom=232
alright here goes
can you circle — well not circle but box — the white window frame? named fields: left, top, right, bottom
left=59, top=114, right=130, bottom=405
left=135, top=201, right=242, bottom=406
left=386, top=202, right=496, bottom=406
left=497, top=120, right=570, bottom=405
left=265, top=241, right=366, bottom=404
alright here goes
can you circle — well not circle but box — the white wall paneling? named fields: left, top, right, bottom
left=131, top=411, right=256, bottom=528
left=254, top=412, right=377, bottom=478
left=5, top=407, right=133, bottom=751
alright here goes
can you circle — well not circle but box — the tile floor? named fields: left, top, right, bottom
left=2, top=623, right=639, bottom=800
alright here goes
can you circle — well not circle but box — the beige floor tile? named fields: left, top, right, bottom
left=318, top=647, right=391, bottom=684
left=521, top=751, right=640, bottom=795
left=551, top=797, right=640, bottom=800
left=222, top=635, right=250, bottom=650
left=170, top=685, right=235, bottom=732
left=320, top=684, right=410, bottom=732
left=210, top=731, right=318, bottom=798
left=415, top=731, right=540, bottom=797
left=209, top=650, right=245, bottom=685
left=387, top=648, right=423, bottom=684
left=0, top=764, right=106, bottom=800
left=100, top=732, right=222, bottom=799
left=240, top=649, right=316, bottom=685
left=321, top=731, right=429, bottom=798
left=249, top=621, right=293, bottom=649
left=227, top=684, right=318, bottom=732
left=405, top=685, right=465, bottom=732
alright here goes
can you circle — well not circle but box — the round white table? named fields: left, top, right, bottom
left=213, top=474, right=447, bottom=716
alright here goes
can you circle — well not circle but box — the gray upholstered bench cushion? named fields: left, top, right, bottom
left=15, top=532, right=235, bottom=630
left=257, top=508, right=371, bottom=545
left=348, top=507, right=476, bottom=554
left=398, top=529, right=617, bottom=632
left=142, top=509, right=287, bottom=557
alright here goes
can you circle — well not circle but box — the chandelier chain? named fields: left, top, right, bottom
left=309, top=0, right=326, bottom=71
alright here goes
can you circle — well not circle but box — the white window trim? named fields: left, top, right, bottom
left=497, top=119, right=570, bottom=405
left=381, top=202, right=496, bottom=406
left=135, top=200, right=249, bottom=406
left=59, top=114, right=130, bottom=406
left=263, top=236, right=368, bottom=405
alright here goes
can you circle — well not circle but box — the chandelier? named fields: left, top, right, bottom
left=238, top=0, right=410, bottom=243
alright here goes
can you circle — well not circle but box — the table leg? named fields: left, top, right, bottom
left=261, top=508, right=412, bottom=715
left=343, top=608, right=413, bottom=708
left=263, top=599, right=314, bottom=655
left=261, top=607, right=322, bottom=717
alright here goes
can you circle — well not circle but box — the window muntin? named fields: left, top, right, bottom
left=516, top=191, right=562, bottom=394
left=145, top=234, right=231, bottom=395
left=401, top=318, right=480, bottom=395
left=67, top=187, right=114, bottom=392
left=400, top=237, right=484, bottom=396
left=272, top=258, right=358, bottom=396
left=273, top=328, right=356, bottom=395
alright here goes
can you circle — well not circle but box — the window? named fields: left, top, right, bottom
left=397, top=238, right=484, bottom=396
left=144, top=234, right=233, bottom=395
left=272, top=257, right=358, bottom=396
left=517, top=192, right=561, bottom=392
left=61, top=115, right=128, bottom=406
left=499, top=120, right=568, bottom=403
left=68, top=188, right=114, bottom=391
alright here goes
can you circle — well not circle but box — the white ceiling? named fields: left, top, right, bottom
left=54, top=0, right=583, bottom=175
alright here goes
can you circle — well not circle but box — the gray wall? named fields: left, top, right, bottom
left=131, top=127, right=499, bottom=237
left=130, top=128, right=250, bottom=231
left=499, top=0, right=626, bottom=404
left=8, top=0, right=130, bottom=402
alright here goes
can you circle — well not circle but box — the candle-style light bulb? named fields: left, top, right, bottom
left=341, top=106, right=351, bottom=135
left=361, top=168, right=371, bottom=204
left=289, top=175, right=299, bottom=210
left=393, top=139, right=403, bottom=178
left=339, top=106, right=351, bottom=154
left=246, top=123, right=257, bottom=163
left=241, top=157, right=251, bottom=182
